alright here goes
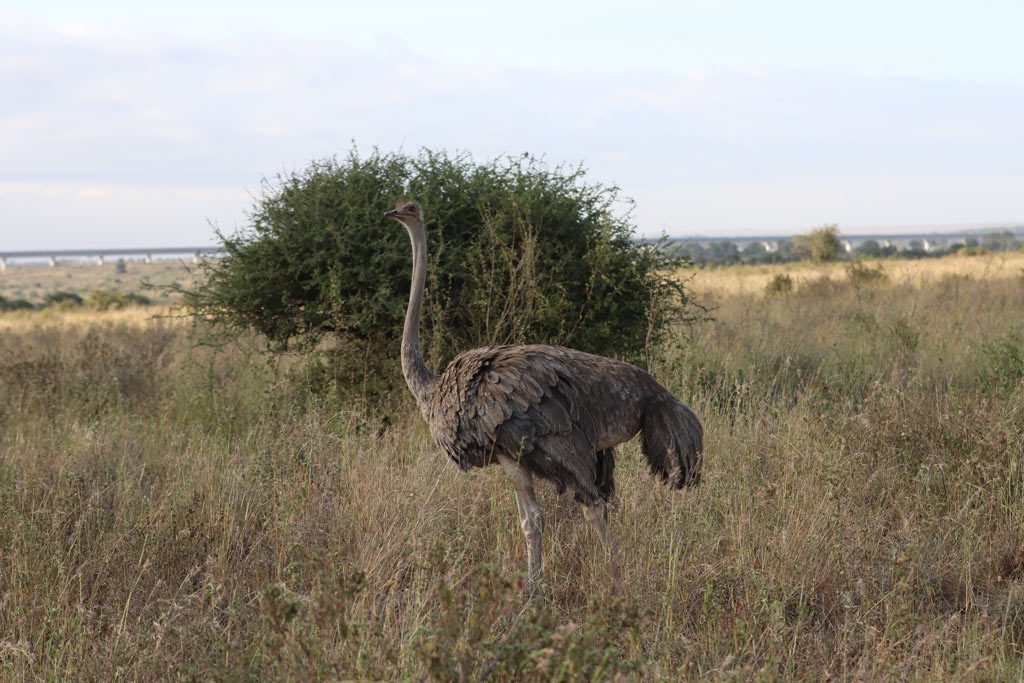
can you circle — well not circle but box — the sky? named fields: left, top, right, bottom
left=1, top=0, right=1022, bottom=248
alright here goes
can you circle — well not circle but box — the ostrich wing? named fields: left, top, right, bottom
left=427, top=345, right=601, bottom=494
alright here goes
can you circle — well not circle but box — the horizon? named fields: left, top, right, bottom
left=4, top=222, right=1024, bottom=254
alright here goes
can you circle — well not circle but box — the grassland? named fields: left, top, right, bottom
left=687, top=250, right=1024, bottom=298
left=0, top=259, right=194, bottom=305
left=1, top=254, right=1023, bottom=680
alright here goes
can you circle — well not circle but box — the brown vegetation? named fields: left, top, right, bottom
left=686, top=249, right=1024, bottom=298
left=1, top=259, right=1023, bottom=679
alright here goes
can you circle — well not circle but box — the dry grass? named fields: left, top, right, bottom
left=0, top=260, right=194, bottom=305
left=1, top=259, right=1023, bottom=680
left=686, top=250, right=1024, bottom=298
left=0, top=306, right=169, bottom=332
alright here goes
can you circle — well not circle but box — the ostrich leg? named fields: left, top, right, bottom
left=583, top=501, right=623, bottom=581
left=498, top=455, right=544, bottom=594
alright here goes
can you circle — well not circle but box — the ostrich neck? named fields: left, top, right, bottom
left=402, top=222, right=438, bottom=404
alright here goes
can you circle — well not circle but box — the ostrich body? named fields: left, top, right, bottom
left=386, top=201, right=703, bottom=592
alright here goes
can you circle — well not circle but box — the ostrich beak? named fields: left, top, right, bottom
left=384, top=209, right=400, bottom=218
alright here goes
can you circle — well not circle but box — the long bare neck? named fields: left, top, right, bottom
left=402, top=221, right=438, bottom=404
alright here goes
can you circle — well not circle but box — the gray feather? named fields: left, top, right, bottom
left=420, top=344, right=702, bottom=503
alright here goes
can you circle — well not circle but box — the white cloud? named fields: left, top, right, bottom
left=0, top=13, right=1022, bottom=246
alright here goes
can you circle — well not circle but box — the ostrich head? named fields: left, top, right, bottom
left=384, top=201, right=423, bottom=228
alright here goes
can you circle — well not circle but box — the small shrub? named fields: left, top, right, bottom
left=87, top=289, right=152, bottom=311
left=793, top=225, right=842, bottom=262
left=182, top=148, right=700, bottom=399
left=982, top=330, right=1024, bottom=391
left=765, top=273, right=794, bottom=296
left=892, top=315, right=920, bottom=353
left=0, top=295, right=34, bottom=311
left=846, top=261, right=888, bottom=288
left=42, top=291, right=84, bottom=308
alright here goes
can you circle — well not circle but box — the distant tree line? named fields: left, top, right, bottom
left=663, top=227, right=1023, bottom=267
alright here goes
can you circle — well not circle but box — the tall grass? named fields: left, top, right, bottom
left=1, top=271, right=1023, bottom=680
left=687, top=249, right=1024, bottom=298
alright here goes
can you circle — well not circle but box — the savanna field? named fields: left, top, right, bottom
left=2, top=254, right=1024, bottom=680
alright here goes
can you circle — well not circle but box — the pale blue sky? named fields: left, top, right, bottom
left=1, top=1, right=1022, bottom=248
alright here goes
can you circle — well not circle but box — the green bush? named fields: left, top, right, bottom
left=87, top=289, right=152, bottom=311
left=183, top=149, right=697, bottom=397
left=846, top=261, right=888, bottom=288
left=982, top=330, right=1024, bottom=391
left=765, top=273, right=794, bottom=296
left=793, top=225, right=843, bottom=263
left=42, top=291, right=84, bottom=308
left=0, top=295, right=34, bottom=312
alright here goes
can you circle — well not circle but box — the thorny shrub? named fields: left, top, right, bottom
left=179, top=148, right=701, bottom=400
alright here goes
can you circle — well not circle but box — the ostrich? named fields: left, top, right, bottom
left=386, top=200, right=703, bottom=593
